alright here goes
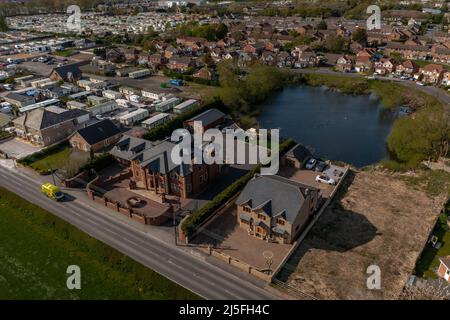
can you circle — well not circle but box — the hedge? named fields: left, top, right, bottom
left=181, top=138, right=296, bottom=237
left=17, top=141, right=69, bottom=165
left=143, top=98, right=227, bottom=141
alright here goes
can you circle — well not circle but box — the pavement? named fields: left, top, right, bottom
left=0, top=160, right=279, bottom=300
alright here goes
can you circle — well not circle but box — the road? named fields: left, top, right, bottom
left=0, top=164, right=278, bottom=300
left=294, top=68, right=450, bottom=107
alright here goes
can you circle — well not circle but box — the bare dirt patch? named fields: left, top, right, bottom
left=278, top=169, right=448, bottom=300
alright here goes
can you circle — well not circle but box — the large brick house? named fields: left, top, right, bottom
left=110, top=137, right=220, bottom=198
left=130, top=141, right=221, bottom=198
left=236, top=175, right=321, bottom=244
left=69, top=119, right=122, bottom=153
left=49, top=64, right=82, bottom=83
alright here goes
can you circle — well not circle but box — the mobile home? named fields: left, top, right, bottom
left=119, top=108, right=149, bottom=126
left=154, top=97, right=180, bottom=112
left=141, top=113, right=171, bottom=129
left=173, top=99, right=199, bottom=115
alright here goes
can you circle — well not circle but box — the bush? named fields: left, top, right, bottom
left=18, top=141, right=69, bottom=166
left=80, top=153, right=116, bottom=173
left=181, top=138, right=296, bottom=237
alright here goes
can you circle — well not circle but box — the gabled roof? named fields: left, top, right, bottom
left=73, top=119, right=121, bottom=146
left=285, top=144, right=312, bottom=163
left=186, top=108, right=225, bottom=127
left=440, top=256, right=450, bottom=269
left=13, top=108, right=88, bottom=131
left=236, top=175, right=318, bottom=224
left=109, top=135, right=155, bottom=161
left=50, top=63, right=82, bottom=81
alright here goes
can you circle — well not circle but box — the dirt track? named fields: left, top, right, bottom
left=279, top=169, right=448, bottom=300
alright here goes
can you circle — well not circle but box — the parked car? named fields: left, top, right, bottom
left=315, top=175, right=336, bottom=185
left=305, top=158, right=317, bottom=170
left=315, top=161, right=327, bottom=172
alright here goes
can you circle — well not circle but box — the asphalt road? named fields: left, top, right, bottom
left=0, top=165, right=278, bottom=300
left=295, top=68, right=450, bottom=107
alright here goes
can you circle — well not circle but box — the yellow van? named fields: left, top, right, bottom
left=41, top=183, right=64, bottom=201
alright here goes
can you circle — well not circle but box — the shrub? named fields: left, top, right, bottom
left=17, top=141, right=69, bottom=165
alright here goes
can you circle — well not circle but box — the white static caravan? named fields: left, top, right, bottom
left=173, top=99, right=199, bottom=115
left=119, top=108, right=149, bottom=126
left=88, top=100, right=118, bottom=116
left=141, top=113, right=171, bottom=130
left=154, top=97, right=180, bottom=112
left=129, top=69, right=151, bottom=79
left=103, top=90, right=123, bottom=100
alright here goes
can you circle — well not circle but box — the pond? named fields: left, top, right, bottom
left=257, top=86, right=403, bottom=168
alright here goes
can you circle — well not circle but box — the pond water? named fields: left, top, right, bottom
left=257, top=86, right=402, bottom=167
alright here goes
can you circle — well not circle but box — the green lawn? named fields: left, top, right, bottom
left=0, top=187, right=200, bottom=299
left=53, top=49, right=75, bottom=57
left=29, top=146, right=73, bottom=172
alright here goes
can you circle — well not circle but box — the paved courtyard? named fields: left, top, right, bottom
left=192, top=206, right=292, bottom=271
left=0, top=137, right=42, bottom=159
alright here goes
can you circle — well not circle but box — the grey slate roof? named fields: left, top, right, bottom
left=236, top=175, right=318, bottom=224
left=74, top=119, right=121, bottom=146
left=285, top=144, right=312, bottom=163
left=13, top=108, right=88, bottom=130
left=109, top=135, right=155, bottom=161
left=187, top=108, right=225, bottom=127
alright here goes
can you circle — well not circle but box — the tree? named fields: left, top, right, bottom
left=352, top=28, right=367, bottom=43
left=388, top=106, right=450, bottom=166
left=0, top=15, right=8, bottom=32
left=318, top=20, right=327, bottom=30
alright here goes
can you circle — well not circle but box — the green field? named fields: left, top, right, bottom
left=0, top=187, right=200, bottom=300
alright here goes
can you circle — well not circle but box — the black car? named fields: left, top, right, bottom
left=315, top=161, right=327, bottom=172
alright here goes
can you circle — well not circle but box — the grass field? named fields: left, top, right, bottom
left=0, top=187, right=200, bottom=300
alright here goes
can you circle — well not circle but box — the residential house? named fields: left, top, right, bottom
left=124, top=140, right=221, bottom=198
left=295, top=51, right=319, bottom=69
left=193, top=66, right=214, bottom=81
left=374, top=58, right=395, bottom=75
left=236, top=174, right=321, bottom=244
left=184, top=108, right=226, bottom=134
left=419, top=64, right=445, bottom=85
left=69, top=119, right=122, bottom=153
left=105, top=48, right=124, bottom=63
left=438, top=256, right=450, bottom=282
left=243, top=42, right=266, bottom=55
left=13, top=108, right=89, bottom=146
left=395, top=60, right=419, bottom=76
left=167, top=56, right=194, bottom=72
left=49, top=64, right=82, bottom=83
left=336, top=55, right=354, bottom=72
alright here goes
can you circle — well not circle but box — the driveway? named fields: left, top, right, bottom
left=0, top=137, right=42, bottom=159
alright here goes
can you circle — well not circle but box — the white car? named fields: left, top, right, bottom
left=315, top=175, right=336, bottom=185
